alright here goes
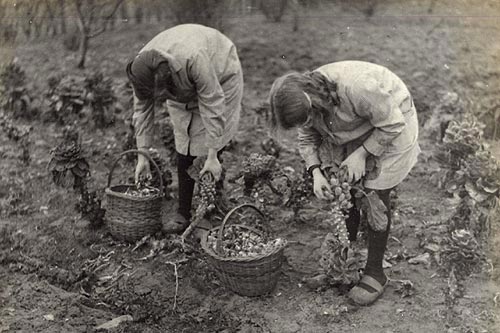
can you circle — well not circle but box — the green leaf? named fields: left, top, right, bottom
left=360, top=191, right=388, bottom=232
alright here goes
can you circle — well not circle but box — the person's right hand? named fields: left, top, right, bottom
left=312, top=169, right=333, bottom=200
left=135, top=153, right=151, bottom=183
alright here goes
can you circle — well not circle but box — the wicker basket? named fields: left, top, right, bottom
left=105, top=149, right=164, bottom=242
left=201, top=203, right=287, bottom=297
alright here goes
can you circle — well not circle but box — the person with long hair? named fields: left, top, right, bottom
left=126, top=24, right=243, bottom=231
left=269, top=61, right=420, bottom=305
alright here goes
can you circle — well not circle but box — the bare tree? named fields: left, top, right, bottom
left=340, top=0, right=378, bottom=19
left=58, top=0, right=66, bottom=34
left=72, top=0, right=124, bottom=68
left=134, top=0, right=144, bottom=24
left=151, top=0, right=164, bottom=23
left=44, top=0, right=59, bottom=36
left=31, top=3, right=45, bottom=39
left=259, top=0, right=288, bottom=23
left=120, top=0, right=129, bottom=22
left=18, top=0, right=41, bottom=39
left=0, top=0, right=17, bottom=44
left=427, top=0, right=437, bottom=14
left=290, top=0, right=300, bottom=32
left=168, top=0, right=229, bottom=31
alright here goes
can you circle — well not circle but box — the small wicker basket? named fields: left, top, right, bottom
left=201, top=203, right=287, bottom=297
left=105, top=149, right=164, bottom=242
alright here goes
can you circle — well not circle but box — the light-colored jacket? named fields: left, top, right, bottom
left=298, top=61, right=420, bottom=189
left=132, top=24, right=243, bottom=156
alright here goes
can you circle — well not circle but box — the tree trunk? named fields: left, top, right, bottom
left=30, top=1, right=42, bottom=38
left=428, top=0, right=437, bottom=14
left=292, top=12, right=299, bottom=32
left=12, top=3, right=19, bottom=41
left=46, top=22, right=56, bottom=37
left=59, top=0, right=66, bottom=34
left=120, top=0, right=128, bottom=22
left=154, top=3, right=162, bottom=23
left=134, top=4, right=143, bottom=24
left=45, top=4, right=58, bottom=36
left=33, top=18, right=43, bottom=38
left=77, top=33, right=89, bottom=69
left=22, top=18, right=31, bottom=39
left=291, top=0, right=299, bottom=32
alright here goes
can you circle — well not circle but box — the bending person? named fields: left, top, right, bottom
left=268, top=61, right=420, bottom=305
left=127, top=24, right=243, bottom=231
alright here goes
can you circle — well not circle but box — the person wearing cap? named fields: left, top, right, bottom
left=268, top=61, right=420, bottom=305
left=126, top=24, right=243, bottom=231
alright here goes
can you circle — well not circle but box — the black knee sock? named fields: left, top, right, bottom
left=177, top=153, right=196, bottom=220
left=346, top=190, right=361, bottom=242
left=176, top=149, right=225, bottom=220
left=364, top=188, right=392, bottom=285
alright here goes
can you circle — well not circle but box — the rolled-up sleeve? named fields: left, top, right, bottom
left=189, top=52, right=226, bottom=151
left=298, top=126, right=322, bottom=168
left=352, top=77, right=406, bottom=156
left=132, top=92, right=155, bottom=149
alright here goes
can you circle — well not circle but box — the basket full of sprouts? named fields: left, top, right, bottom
left=201, top=203, right=287, bottom=296
left=105, top=149, right=164, bottom=242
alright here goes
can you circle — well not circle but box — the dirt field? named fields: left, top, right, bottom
left=1, top=1, right=500, bottom=332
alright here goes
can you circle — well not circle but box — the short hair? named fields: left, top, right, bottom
left=126, top=50, right=171, bottom=101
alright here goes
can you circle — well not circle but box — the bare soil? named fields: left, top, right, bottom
left=1, top=1, right=499, bottom=332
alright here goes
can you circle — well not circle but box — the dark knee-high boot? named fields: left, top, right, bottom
left=177, top=153, right=196, bottom=220
left=364, top=188, right=392, bottom=285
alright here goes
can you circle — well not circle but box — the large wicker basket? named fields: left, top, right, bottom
left=201, top=203, right=287, bottom=297
left=105, top=149, right=164, bottom=242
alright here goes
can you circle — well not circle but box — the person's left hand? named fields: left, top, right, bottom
left=200, top=156, right=222, bottom=181
left=340, top=146, right=369, bottom=183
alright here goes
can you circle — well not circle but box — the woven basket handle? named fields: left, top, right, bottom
left=216, top=203, right=267, bottom=255
left=107, top=149, right=164, bottom=194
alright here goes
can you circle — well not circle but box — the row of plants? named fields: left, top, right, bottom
left=435, top=115, right=500, bottom=329
left=0, top=61, right=124, bottom=176
left=0, top=61, right=121, bottom=129
left=0, top=62, right=39, bottom=120
left=0, top=113, right=32, bottom=165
